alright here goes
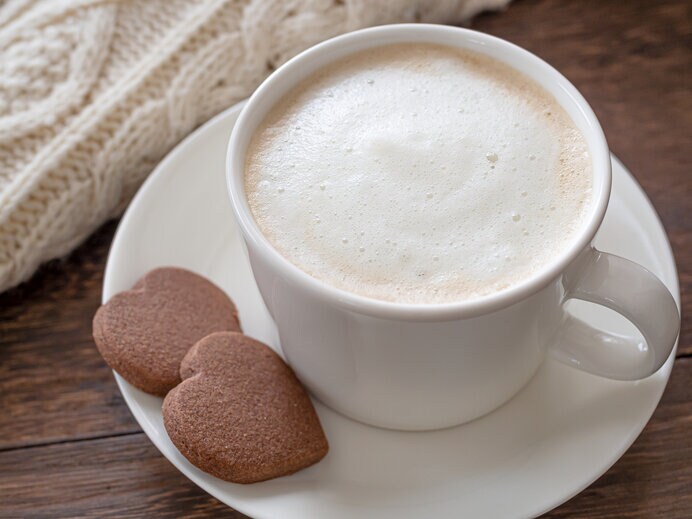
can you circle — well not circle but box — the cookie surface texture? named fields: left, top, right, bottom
left=163, top=332, right=329, bottom=484
left=93, top=267, right=240, bottom=396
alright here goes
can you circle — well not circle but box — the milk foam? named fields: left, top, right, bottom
left=245, top=44, right=592, bottom=304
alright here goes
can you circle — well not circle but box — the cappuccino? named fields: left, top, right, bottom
left=245, top=44, right=592, bottom=304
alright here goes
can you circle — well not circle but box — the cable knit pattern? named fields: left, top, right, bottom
left=0, top=0, right=508, bottom=292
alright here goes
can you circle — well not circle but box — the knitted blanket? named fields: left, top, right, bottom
left=0, top=0, right=508, bottom=293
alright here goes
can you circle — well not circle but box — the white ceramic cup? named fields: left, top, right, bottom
left=226, top=24, right=680, bottom=431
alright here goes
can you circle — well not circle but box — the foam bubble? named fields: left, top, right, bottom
left=245, top=43, right=592, bottom=304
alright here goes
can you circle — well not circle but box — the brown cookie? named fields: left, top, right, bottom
left=93, top=267, right=240, bottom=396
left=163, top=332, right=328, bottom=483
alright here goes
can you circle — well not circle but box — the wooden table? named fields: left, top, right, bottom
left=1, top=0, right=689, bottom=517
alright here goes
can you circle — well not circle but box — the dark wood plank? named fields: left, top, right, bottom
left=0, top=222, right=140, bottom=450
left=0, top=433, right=243, bottom=519
left=472, top=0, right=692, bottom=354
left=670, top=229, right=692, bottom=354
left=0, top=357, right=688, bottom=518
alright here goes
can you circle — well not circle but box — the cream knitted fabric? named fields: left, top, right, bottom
left=0, top=0, right=509, bottom=292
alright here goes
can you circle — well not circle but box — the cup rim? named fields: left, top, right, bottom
left=226, top=24, right=611, bottom=321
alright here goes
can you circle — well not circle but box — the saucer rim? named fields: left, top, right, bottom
left=104, top=102, right=680, bottom=519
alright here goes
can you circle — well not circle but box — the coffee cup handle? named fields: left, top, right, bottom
left=551, top=247, right=680, bottom=380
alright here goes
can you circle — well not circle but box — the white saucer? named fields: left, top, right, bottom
left=103, top=103, right=680, bottom=519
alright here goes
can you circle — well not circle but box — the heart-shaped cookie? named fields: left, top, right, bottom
left=163, top=332, right=329, bottom=483
left=93, top=267, right=240, bottom=396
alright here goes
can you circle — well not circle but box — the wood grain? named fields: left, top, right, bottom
left=0, top=0, right=689, bottom=517
left=0, top=434, right=241, bottom=519
left=0, top=222, right=139, bottom=450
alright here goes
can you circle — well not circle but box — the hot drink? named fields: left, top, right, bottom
left=244, top=44, right=592, bottom=304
